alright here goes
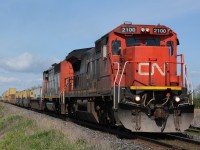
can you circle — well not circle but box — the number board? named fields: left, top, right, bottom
left=121, top=27, right=137, bottom=33
left=153, top=28, right=168, bottom=34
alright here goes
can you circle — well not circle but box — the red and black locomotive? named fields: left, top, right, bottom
left=31, top=22, right=194, bottom=132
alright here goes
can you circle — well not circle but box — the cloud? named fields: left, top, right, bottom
left=0, top=53, right=32, bottom=71
left=0, top=76, right=17, bottom=83
left=0, top=52, right=59, bottom=73
left=0, top=52, right=60, bottom=94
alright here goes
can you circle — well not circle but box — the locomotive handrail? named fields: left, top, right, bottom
left=116, top=61, right=151, bottom=106
left=118, top=61, right=137, bottom=104
left=117, top=60, right=189, bottom=106
left=165, top=57, right=192, bottom=90
left=39, top=86, right=43, bottom=110
left=113, top=62, right=120, bottom=110
left=165, top=55, right=194, bottom=104
left=65, top=76, right=74, bottom=92
left=59, top=85, right=66, bottom=104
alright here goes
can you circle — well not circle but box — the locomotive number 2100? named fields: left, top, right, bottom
left=121, top=27, right=136, bottom=33
left=153, top=28, right=167, bottom=34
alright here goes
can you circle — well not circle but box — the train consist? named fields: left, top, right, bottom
left=2, top=87, right=42, bottom=107
left=2, top=23, right=194, bottom=132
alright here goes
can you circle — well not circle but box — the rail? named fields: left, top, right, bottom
left=2, top=102, right=198, bottom=149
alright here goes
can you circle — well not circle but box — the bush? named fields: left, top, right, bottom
left=194, top=98, right=200, bottom=109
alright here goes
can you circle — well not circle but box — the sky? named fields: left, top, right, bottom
left=0, top=0, right=200, bottom=94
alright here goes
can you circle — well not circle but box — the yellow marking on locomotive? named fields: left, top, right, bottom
left=44, top=96, right=59, bottom=99
left=130, top=86, right=182, bottom=91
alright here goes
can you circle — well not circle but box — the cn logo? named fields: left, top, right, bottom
left=138, top=63, right=165, bottom=76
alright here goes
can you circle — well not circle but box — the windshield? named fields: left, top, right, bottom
left=126, top=37, right=160, bottom=47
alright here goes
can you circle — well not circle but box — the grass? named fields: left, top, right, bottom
left=185, top=127, right=200, bottom=137
left=0, top=104, right=93, bottom=150
left=194, top=98, right=200, bottom=109
left=0, top=104, right=4, bottom=111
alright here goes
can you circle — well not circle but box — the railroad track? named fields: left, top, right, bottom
left=135, top=135, right=189, bottom=150
left=167, top=133, right=200, bottom=146
left=5, top=103, right=200, bottom=149
left=70, top=119, right=200, bottom=150
left=136, top=132, right=200, bottom=150
left=55, top=113, right=200, bottom=149
left=186, top=126, right=200, bottom=133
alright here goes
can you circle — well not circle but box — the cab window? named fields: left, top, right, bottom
left=126, top=37, right=160, bottom=47
left=112, top=40, right=121, bottom=55
left=126, top=38, right=140, bottom=46
left=167, top=41, right=174, bottom=56
left=146, top=38, right=160, bottom=46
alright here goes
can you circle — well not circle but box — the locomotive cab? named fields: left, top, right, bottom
left=108, top=23, right=194, bottom=132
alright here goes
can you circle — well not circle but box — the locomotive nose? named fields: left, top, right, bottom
left=123, top=46, right=170, bottom=87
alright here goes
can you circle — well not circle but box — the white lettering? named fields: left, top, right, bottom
left=138, top=63, right=165, bottom=76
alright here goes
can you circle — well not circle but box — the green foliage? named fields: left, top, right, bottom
left=193, top=98, right=200, bottom=108
left=194, top=85, right=200, bottom=107
left=0, top=115, right=22, bottom=131
left=0, top=104, right=4, bottom=111
left=0, top=106, right=93, bottom=150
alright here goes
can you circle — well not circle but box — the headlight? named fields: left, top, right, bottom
left=146, top=28, right=150, bottom=32
left=141, top=28, right=145, bottom=32
left=135, top=95, right=141, bottom=102
left=174, top=96, right=180, bottom=102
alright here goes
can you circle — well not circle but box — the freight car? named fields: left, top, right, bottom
left=15, top=86, right=42, bottom=108
left=2, top=88, right=16, bottom=104
left=2, top=22, right=194, bottom=133
left=30, top=86, right=43, bottom=109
